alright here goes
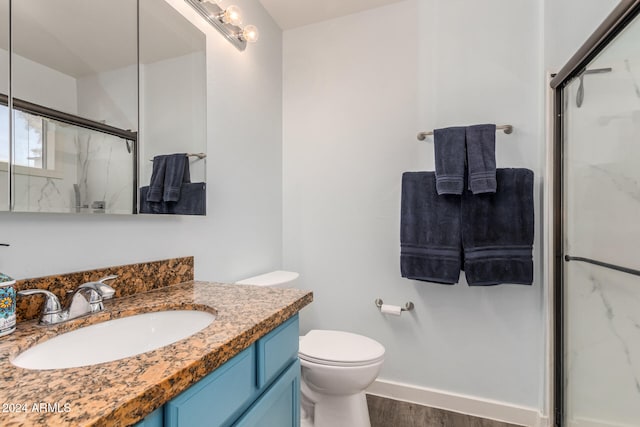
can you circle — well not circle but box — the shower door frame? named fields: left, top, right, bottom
left=550, top=1, right=640, bottom=426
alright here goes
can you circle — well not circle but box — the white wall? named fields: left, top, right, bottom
left=77, top=64, right=137, bottom=133
left=283, top=0, right=623, bottom=416
left=283, top=0, right=544, bottom=409
left=0, top=0, right=283, bottom=283
left=544, top=0, right=618, bottom=72
left=11, top=53, right=78, bottom=114
left=140, top=52, right=207, bottom=185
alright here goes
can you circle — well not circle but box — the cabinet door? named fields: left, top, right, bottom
left=233, top=360, right=300, bottom=427
left=256, top=315, right=299, bottom=389
left=165, top=346, right=257, bottom=427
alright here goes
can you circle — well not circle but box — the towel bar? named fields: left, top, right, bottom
left=149, top=153, right=207, bottom=161
left=564, top=255, right=640, bottom=278
left=417, top=124, right=513, bottom=141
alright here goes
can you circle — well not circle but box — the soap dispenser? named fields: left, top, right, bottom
left=0, top=243, right=15, bottom=337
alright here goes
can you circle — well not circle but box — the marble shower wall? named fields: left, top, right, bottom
left=563, top=22, right=640, bottom=426
left=76, top=129, right=134, bottom=215
left=12, top=121, right=134, bottom=214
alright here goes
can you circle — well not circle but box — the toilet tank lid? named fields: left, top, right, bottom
left=299, top=330, right=385, bottom=364
left=235, top=270, right=299, bottom=286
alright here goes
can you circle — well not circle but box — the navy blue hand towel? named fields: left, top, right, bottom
left=163, top=154, right=190, bottom=202
left=461, top=168, right=534, bottom=285
left=401, top=172, right=462, bottom=284
left=147, top=155, right=167, bottom=202
left=466, top=124, right=497, bottom=194
left=434, top=127, right=466, bottom=195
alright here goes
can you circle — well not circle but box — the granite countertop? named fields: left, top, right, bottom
left=0, top=281, right=313, bottom=426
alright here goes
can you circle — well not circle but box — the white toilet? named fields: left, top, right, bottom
left=235, top=271, right=385, bottom=427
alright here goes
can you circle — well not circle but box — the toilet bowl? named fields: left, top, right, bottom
left=299, top=330, right=385, bottom=427
left=235, top=271, right=385, bottom=427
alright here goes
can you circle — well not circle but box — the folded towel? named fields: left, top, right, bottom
left=461, top=168, right=534, bottom=285
left=163, top=154, right=190, bottom=202
left=140, top=183, right=206, bottom=216
left=401, top=172, right=462, bottom=284
left=171, top=182, right=205, bottom=215
left=433, top=127, right=466, bottom=195
left=466, top=124, right=497, bottom=194
left=147, top=155, right=167, bottom=202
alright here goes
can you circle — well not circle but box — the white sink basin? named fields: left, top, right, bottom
left=12, top=310, right=216, bottom=370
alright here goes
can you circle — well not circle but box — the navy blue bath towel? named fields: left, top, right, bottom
left=401, top=172, right=462, bottom=284
left=461, top=168, right=534, bottom=285
left=140, top=183, right=206, bottom=216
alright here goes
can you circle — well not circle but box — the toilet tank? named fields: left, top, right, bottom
left=235, top=270, right=299, bottom=288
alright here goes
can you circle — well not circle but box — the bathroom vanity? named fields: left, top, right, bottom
left=0, top=280, right=312, bottom=426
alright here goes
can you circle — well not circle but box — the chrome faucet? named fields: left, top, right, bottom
left=18, top=275, right=117, bottom=325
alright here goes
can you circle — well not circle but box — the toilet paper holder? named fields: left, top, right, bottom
left=375, top=298, right=414, bottom=312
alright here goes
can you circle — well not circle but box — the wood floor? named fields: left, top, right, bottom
left=367, top=395, right=524, bottom=427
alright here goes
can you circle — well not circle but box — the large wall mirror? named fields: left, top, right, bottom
left=11, top=0, right=137, bottom=214
left=0, top=0, right=206, bottom=215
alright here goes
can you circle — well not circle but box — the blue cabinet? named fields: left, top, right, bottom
left=233, top=360, right=300, bottom=427
left=256, top=315, right=299, bottom=390
left=135, top=407, right=163, bottom=427
left=135, top=315, right=300, bottom=427
left=164, top=346, right=257, bottom=427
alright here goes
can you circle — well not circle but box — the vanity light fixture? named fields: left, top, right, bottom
left=185, top=0, right=259, bottom=51
left=219, top=4, right=243, bottom=26
left=239, top=25, right=259, bottom=43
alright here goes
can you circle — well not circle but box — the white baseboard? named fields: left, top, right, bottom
left=569, top=417, right=636, bottom=427
left=367, top=379, right=547, bottom=427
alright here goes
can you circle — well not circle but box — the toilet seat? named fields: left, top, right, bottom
left=299, top=330, right=385, bottom=367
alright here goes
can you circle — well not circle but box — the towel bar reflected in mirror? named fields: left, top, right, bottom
left=149, top=153, right=207, bottom=161
left=417, top=124, right=513, bottom=141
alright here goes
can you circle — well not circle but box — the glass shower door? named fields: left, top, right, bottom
left=562, top=11, right=640, bottom=427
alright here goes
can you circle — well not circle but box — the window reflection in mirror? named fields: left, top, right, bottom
left=13, top=109, right=46, bottom=169
left=10, top=0, right=137, bottom=214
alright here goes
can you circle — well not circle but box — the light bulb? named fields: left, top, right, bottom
left=241, top=25, right=259, bottom=43
left=222, top=5, right=243, bottom=26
